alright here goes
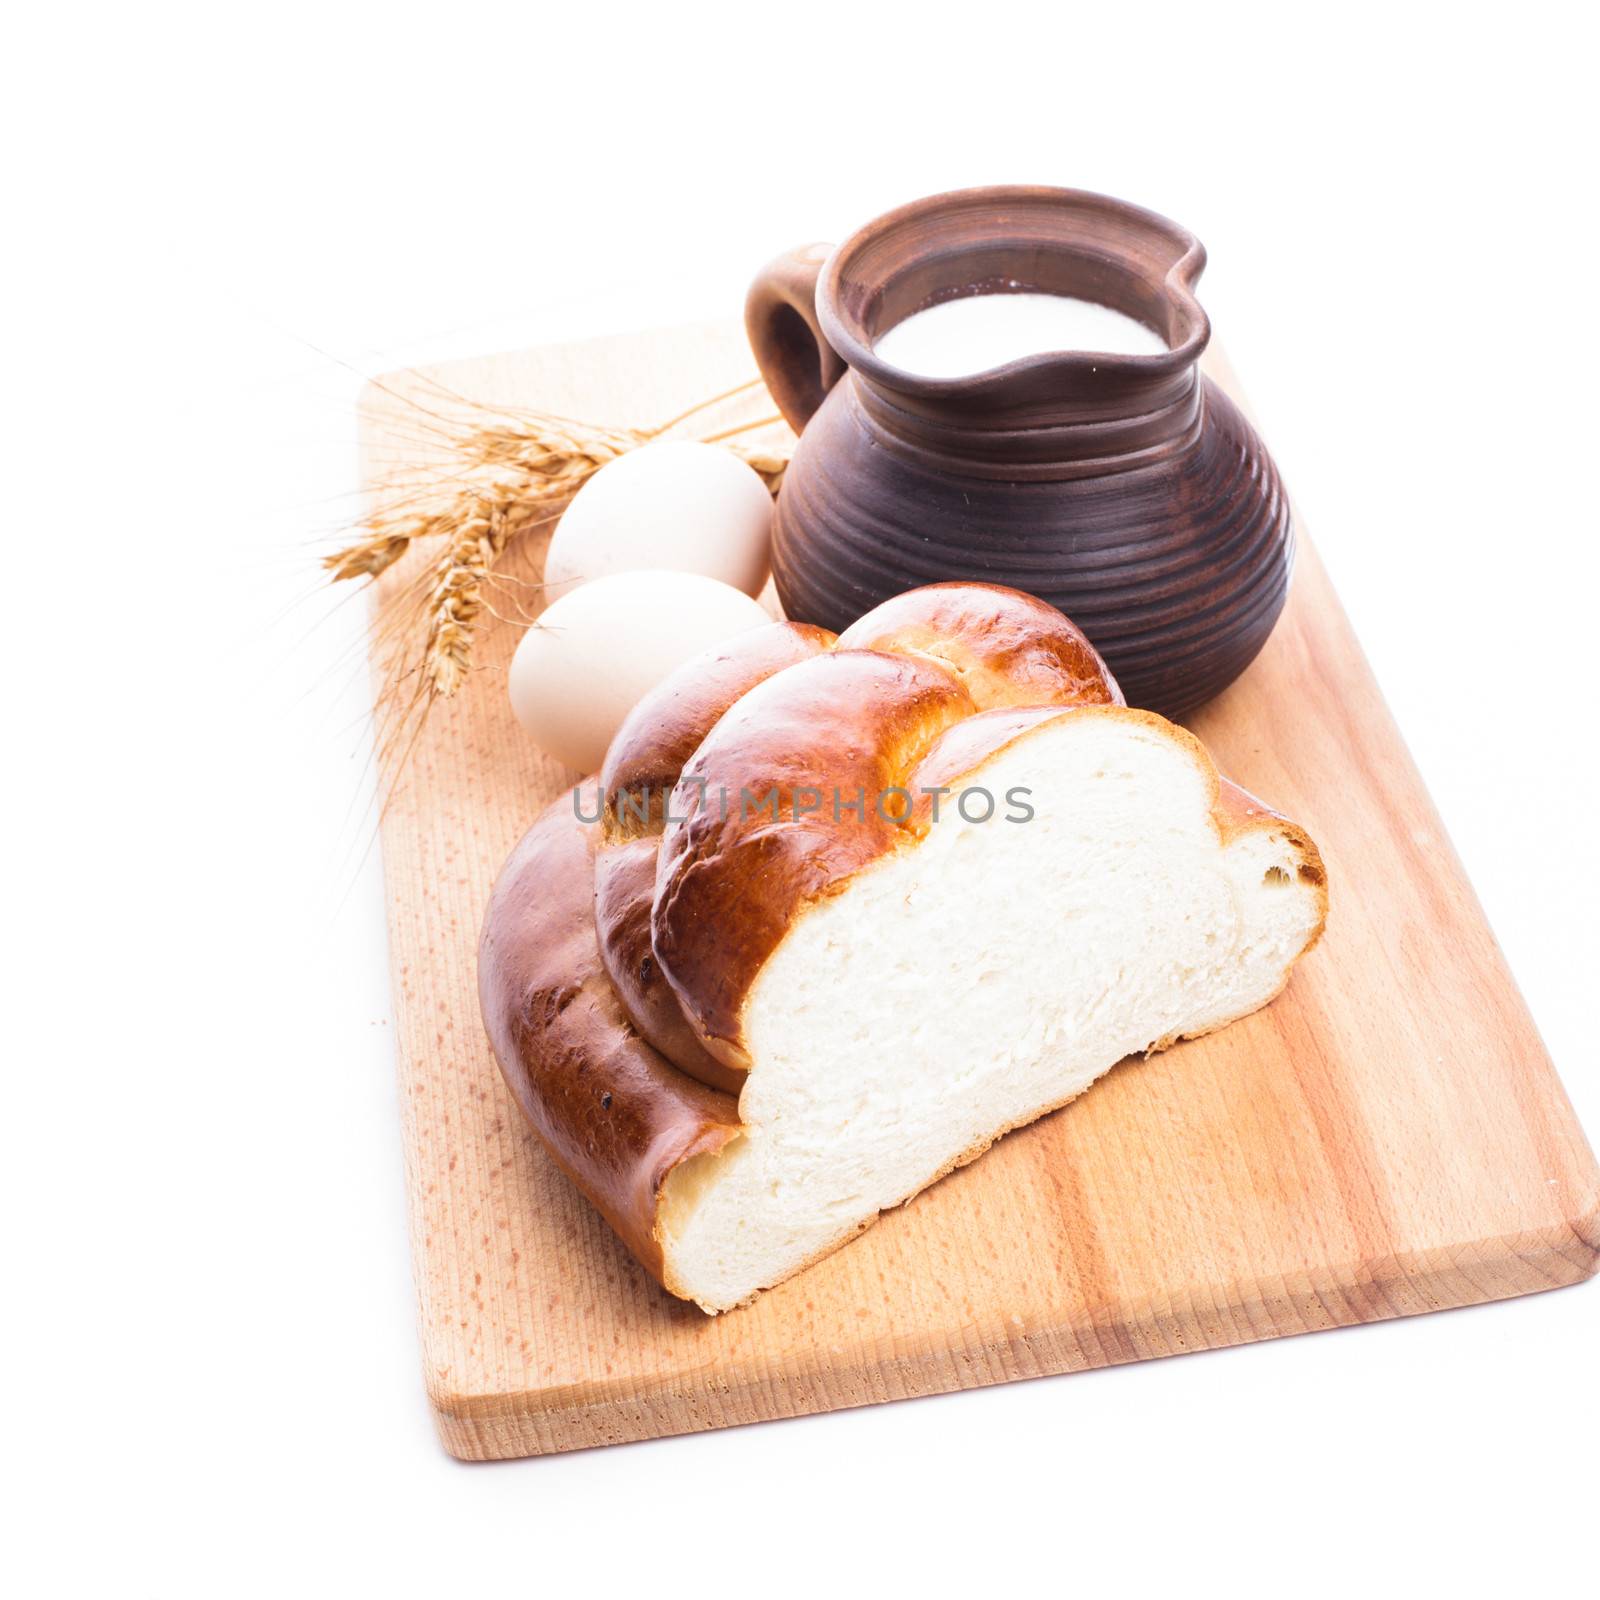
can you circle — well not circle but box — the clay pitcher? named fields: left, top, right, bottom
left=746, top=185, right=1293, bottom=716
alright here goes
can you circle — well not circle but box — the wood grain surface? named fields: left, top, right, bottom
left=359, top=321, right=1599, bottom=1461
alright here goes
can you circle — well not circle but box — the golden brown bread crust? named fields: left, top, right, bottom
left=477, top=795, right=741, bottom=1280
left=600, top=621, right=836, bottom=834
left=594, top=622, right=836, bottom=1092
left=594, top=836, right=744, bottom=1094
left=836, top=581, right=1124, bottom=709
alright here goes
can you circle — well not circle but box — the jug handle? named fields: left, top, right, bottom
left=745, top=243, right=847, bottom=434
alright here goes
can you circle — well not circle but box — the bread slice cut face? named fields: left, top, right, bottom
left=654, top=703, right=1324, bottom=1310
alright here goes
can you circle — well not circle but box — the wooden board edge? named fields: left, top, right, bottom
left=428, top=1206, right=1600, bottom=1460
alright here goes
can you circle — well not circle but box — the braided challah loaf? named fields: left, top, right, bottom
left=479, top=583, right=1326, bottom=1311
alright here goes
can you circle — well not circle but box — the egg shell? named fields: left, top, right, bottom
left=508, top=569, right=775, bottom=773
left=543, top=439, right=773, bottom=599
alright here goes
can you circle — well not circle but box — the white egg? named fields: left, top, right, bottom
left=543, top=439, right=773, bottom=599
left=508, top=569, right=774, bottom=773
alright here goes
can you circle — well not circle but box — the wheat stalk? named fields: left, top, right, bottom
left=326, top=381, right=792, bottom=783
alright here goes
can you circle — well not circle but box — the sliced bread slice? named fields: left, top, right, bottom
left=655, top=704, right=1324, bottom=1310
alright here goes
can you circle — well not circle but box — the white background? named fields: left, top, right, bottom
left=8, top=4, right=1597, bottom=1596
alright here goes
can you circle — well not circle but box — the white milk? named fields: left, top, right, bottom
left=873, top=291, right=1168, bottom=377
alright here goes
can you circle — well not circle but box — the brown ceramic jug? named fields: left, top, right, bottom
left=746, top=185, right=1293, bottom=717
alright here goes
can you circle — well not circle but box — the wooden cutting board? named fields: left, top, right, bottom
left=359, top=321, right=1598, bottom=1461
